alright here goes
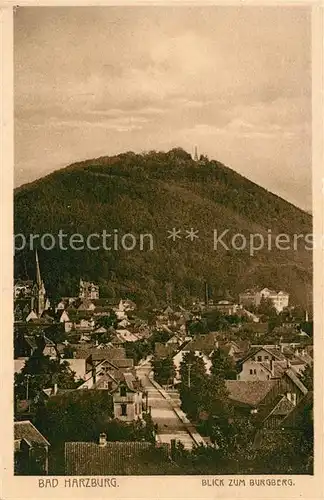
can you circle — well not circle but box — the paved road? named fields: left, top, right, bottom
left=136, top=359, right=197, bottom=450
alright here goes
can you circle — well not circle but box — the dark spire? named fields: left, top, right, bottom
left=35, top=249, right=42, bottom=287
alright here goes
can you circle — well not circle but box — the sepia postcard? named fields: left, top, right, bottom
left=1, top=1, right=323, bottom=499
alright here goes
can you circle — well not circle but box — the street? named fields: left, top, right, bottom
left=136, top=359, right=201, bottom=450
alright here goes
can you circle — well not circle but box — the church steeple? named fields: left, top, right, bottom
left=194, top=146, right=199, bottom=162
left=35, top=249, right=42, bottom=287
left=33, top=249, right=46, bottom=316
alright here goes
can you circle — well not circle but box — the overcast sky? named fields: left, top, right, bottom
left=15, top=6, right=311, bottom=211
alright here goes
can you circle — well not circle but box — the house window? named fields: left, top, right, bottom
left=120, top=386, right=127, bottom=397
left=264, top=356, right=269, bottom=360
left=249, top=369, right=253, bottom=375
left=121, top=403, right=127, bottom=416
left=253, top=369, right=257, bottom=375
left=108, top=381, right=113, bottom=391
left=257, top=356, right=262, bottom=362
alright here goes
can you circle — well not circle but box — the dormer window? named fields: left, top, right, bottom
left=120, top=386, right=127, bottom=397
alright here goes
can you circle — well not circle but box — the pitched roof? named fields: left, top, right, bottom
left=92, top=298, right=117, bottom=307
left=259, top=361, right=287, bottom=379
left=282, top=391, right=313, bottom=428
left=65, top=441, right=154, bottom=475
left=90, top=347, right=126, bottom=361
left=14, top=420, right=50, bottom=446
left=24, top=336, right=38, bottom=350
left=154, top=342, right=175, bottom=359
left=77, top=299, right=95, bottom=310
left=225, top=380, right=277, bottom=407
left=114, top=358, right=134, bottom=369
left=260, top=393, right=295, bottom=423
left=66, top=311, right=94, bottom=320
left=183, top=333, right=217, bottom=353
left=116, top=329, right=138, bottom=342
left=93, top=306, right=115, bottom=313
left=42, top=387, right=75, bottom=398
left=123, top=372, right=136, bottom=392
left=285, top=369, right=308, bottom=395
left=271, top=396, right=295, bottom=416
left=242, top=346, right=286, bottom=364
left=74, top=349, right=92, bottom=359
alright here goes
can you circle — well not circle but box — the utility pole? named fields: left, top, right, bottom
left=26, top=374, right=31, bottom=412
left=188, top=363, right=192, bottom=389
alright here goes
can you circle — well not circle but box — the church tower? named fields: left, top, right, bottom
left=33, top=250, right=46, bottom=316
left=193, top=146, right=199, bottom=162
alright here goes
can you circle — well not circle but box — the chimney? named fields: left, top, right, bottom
left=280, top=344, right=284, bottom=353
left=287, top=359, right=291, bottom=369
left=53, top=383, right=58, bottom=395
left=99, top=432, right=107, bottom=447
left=270, top=359, right=275, bottom=376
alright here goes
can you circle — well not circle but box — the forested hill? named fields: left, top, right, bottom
left=14, top=148, right=312, bottom=306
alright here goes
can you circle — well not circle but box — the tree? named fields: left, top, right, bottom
left=204, top=310, right=229, bottom=331
left=14, top=351, right=78, bottom=401
left=100, top=283, right=116, bottom=298
left=95, top=311, right=118, bottom=330
left=257, top=297, right=277, bottom=318
left=179, top=352, right=207, bottom=420
left=255, top=429, right=310, bottom=474
left=152, top=357, right=175, bottom=385
left=43, top=323, right=67, bottom=345
left=124, top=340, right=151, bottom=365
left=210, top=349, right=237, bottom=380
left=187, top=319, right=208, bottom=336
left=35, top=390, right=114, bottom=444
left=147, top=330, right=172, bottom=352
left=198, top=375, right=229, bottom=421
left=299, top=321, right=313, bottom=337
left=179, top=352, right=206, bottom=388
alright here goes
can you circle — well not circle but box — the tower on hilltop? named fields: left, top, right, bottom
left=193, top=146, right=199, bottom=162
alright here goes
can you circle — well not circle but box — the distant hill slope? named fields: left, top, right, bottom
left=14, top=148, right=312, bottom=306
